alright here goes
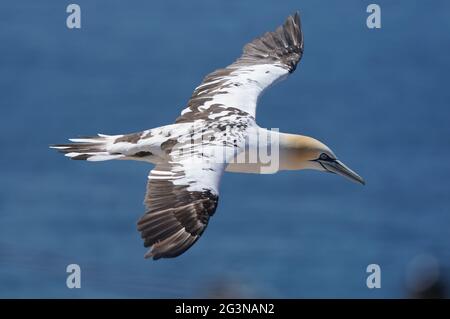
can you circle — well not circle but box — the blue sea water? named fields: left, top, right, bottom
left=0, top=0, right=449, bottom=298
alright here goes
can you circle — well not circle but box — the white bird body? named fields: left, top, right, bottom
left=52, top=12, right=364, bottom=260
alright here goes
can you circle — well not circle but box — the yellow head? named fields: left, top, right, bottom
left=280, top=134, right=365, bottom=185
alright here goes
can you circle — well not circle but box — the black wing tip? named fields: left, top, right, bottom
left=138, top=183, right=219, bottom=260
left=287, top=10, right=303, bottom=41
left=280, top=11, right=304, bottom=72
left=144, top=251, right=159, bottom=260
left=239, top=10, right=304, bottom=72
left=289, top=11, right=300, bottom=23
left=143, top=234, right=201, bottom=261
left=284, top=11, right=301, bottom=28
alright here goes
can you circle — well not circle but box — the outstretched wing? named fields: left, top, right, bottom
left=177, top=12, right=303, bottom=123
left=137, top=143, right=227, bottom=259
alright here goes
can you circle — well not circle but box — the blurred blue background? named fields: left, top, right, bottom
left=0, top=0, right=449, bottom=298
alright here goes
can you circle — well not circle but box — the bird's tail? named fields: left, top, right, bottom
left=50, top=134, right=125, bottom=161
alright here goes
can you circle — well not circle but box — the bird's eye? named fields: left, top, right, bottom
left=320, top=153, right=329, bottom=160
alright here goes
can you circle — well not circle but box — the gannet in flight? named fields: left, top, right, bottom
left=51, top=12, right=364, bottom=260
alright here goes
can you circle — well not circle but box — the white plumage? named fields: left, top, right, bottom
left=51, top=12, right=364, bottom=260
